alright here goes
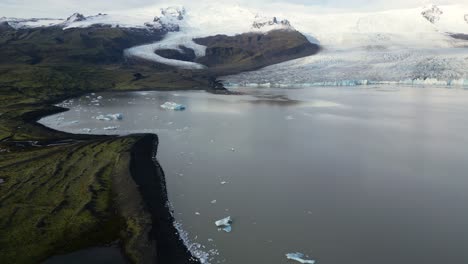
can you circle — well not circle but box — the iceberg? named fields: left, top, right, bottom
left=161, top=102, right=186, bottom=111
left=286, top=253, right=316, bottom=264
left=215, top=216, right=233, bottom=233
left=95, top=113, right=123, bottom=121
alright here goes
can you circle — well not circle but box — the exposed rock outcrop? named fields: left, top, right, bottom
left=422, top=5, right=443, bottom=24
left=145, top=6, right=186, bottom=32
left=252, top=15, right=293, bottom=30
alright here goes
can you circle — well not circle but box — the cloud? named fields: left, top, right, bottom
left=0, top=0, right=463, bottom=18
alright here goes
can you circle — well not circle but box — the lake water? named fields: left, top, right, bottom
left=40, top=86, right=468, bottom=264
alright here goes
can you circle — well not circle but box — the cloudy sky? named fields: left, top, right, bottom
left=0, top=0, right=461, bottom=18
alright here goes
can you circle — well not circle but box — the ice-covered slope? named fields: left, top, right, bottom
left=2, top=3, right=468, bottom=79
left=0, top=17, right=64, bottom=29
left=222, top=4, right=468, bottom=87
left=223, top=47, right=468, bottom=87
left=123, top=5, right=298, bottom=69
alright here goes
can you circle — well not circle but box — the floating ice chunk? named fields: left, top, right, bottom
left=230, top=148, right=235, bottom=152
left=220, top=181, right=228, bottom=185
left=211, top=200, right=217, bottom=204
left=161, top=102, right=186, bottom=111
left=222, top=226, right=232, bottom=233
left=81, top=128, right=92, bottom=133
left=0, top=178, right=4, bottom=184
left=97, top=96, right=103, bottom=100
left=215, top=216, right=232, bottom=227
left=286, top=253, right=316, bottom=264
left=103, top=126, right=118, bottom=130
left=215, top=216, right=232, bottom=233
left=95, top=113, right=123, bottom=121
left=195, top=212, right=201, bottom=215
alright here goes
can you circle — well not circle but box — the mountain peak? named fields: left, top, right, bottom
left=421, top=4, right=443, bottom=24
left=66, top=13, right=86, bottom=23
left=146, top=6, right=186, bottom=32
left=160, top=6, right=186, bottom=21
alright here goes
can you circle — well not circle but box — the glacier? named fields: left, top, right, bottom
left=222, top=47, right=468, bottom=88
left=5, top=2, right=468, bottom=76
left=221, top=4, right=468, bottom=87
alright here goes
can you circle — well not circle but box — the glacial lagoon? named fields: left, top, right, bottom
left=40, top=86, right=468, bottom=264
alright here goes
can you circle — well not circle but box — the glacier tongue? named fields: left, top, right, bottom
left=222, top=47, right=468, bottom=88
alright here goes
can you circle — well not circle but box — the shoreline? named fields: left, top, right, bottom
left=1, top=91, right=203, bottom=264
left=128, top=134, right=200, bottom=264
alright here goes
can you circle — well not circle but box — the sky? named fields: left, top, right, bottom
left=0, top=0, right=463, bottom=18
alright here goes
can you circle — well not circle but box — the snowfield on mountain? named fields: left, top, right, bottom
left=2, top=3, right=468, bottom=84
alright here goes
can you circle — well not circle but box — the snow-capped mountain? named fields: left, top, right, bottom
left=0, top=17, right=64, bottom=29
left=145, top=7, right=186, bottom=32
left=422, top=5, right=444, bottom=24
left=65, top=13, right=87, bottom=23
left=2, top=3, right=468, bottom=86
left=221, top=4, right=468, bottom=87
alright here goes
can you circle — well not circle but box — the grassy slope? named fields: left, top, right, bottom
left=0, top=137, right=137, bottom=263
left=0, top=26, right=207, bottom=264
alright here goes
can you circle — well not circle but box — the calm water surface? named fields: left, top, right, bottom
left=40, top=87, right=468, bottom=264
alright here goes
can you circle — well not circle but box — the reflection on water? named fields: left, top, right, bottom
left=40, top=86, right=468, bottom=264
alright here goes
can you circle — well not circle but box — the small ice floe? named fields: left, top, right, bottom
left=0, top=178, right=5, bottom=184
left=220, top=181, right=228, bottom=185
left=230, top=148, right=235, bottom=152
left=285, top=115, right=295, bottom=120
left=161, top=102, right=186, bottom=111
left=95, top=113, right=123, bottom=121
left=103, top=126, right=118, bottom=130
left=97, top=96, right=103, bottom=100
left=211, top=200, right=217, bottom=204
left=286, top=253, right=316, bottom=264
left=215, top=216, right=232, bottom=233
left=195, top=212, right=201, bottom=215
left=81, top=128, right=92, bottom=133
